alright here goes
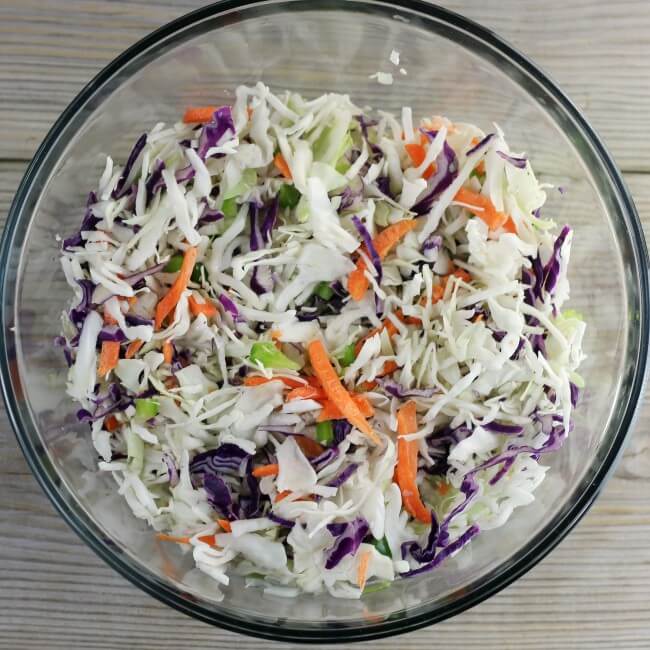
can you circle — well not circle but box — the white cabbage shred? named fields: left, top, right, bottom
left=59, top=84, right=585, bottom=599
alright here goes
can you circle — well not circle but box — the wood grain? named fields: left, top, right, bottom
left=1, top=1, right=650, bottom=649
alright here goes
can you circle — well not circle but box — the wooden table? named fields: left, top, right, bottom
left=1, top=2, right=649, bottom=648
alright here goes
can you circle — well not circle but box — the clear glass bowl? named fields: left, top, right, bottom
left=1, top=0, right=648, bottom=643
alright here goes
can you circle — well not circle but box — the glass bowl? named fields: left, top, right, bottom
left=1, top=0, right=648, bottom=643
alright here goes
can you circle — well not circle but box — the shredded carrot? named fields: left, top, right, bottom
left=273, top=153, right=292, bottom=180
left=126, top=295, right=138, bottom=307
left=216, top=519, right=232, bottom=533
left=404, top=143, right=436, bottom=179
left=156, top=533, right=190, bottom=544
left=347, top=259, right=369, bottom=301
left=188, top=294, right=218, bottom=319
left=454, top=187, right=510, bottom=231
left=286, top=385, right=326, bottom=402
left=308, top=339, right=379, bottom=444
left=395, top=401, right=432, bottom=524
left=246, top=106, right=253, bottom=120
left=270, top=329, right=282, bottom=341
left=104, top=415, right=120, bottom=432
left=295, top=436, right=326, bottom=458
left=275, top=490, right=292, bottom=503
left=252, top=463, right=279, bottom=478
left=162, top=340, right=173, bottom=364
left=103, top=311, right=118, bottom=326
left=155, top=246, right=197, bottom=329
left=97, top=340, right=120, bottom=376
left=125, top=339, right=143, bottom=359
left=243, top=375, right=305, bottom=389
left=317, top=394, right=374, bottom=422
left=502, top=216, right=518, bottom=234
left=394, top=309, right=422, bottom=326
left=437, top=481, right=450, bottom=496
left=348, top=220, right=419, bottom=301
left=453, top=268, right=472, bottom=283
left=357, top=549, right=372, bottom=591
left=182, top=106, right=217, bottom=123
left=354, top=316, right=399, bottom=356
left=377, top=360, right=399, bottom=377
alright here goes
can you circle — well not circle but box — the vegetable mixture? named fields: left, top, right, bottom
left=58, top=83, right=585, bottom=599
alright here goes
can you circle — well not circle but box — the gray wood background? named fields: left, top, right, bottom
left=1, top=1, right=649, bottom=648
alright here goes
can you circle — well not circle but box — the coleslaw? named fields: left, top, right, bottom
left=58, top=83, right=585, bottom=598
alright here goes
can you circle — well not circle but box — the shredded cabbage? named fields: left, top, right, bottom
left=59, top=86, right=585, bottom=598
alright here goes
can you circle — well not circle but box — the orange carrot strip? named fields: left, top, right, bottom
left=286, top=385, right=326, bottom=402
left=273, top=153, right=292, bottom=180
left=182, top=106, right=217, bottom=123
left=188, top=294, right=218, bottom=319
left=103, top=312, right=118, bottom=326
left=502, top=216, right=518, bottom=234
left=275, top=490, right=292, bottom=503
left=404, top=143, right=435, bottom=179
left=252, top=464, right=279, bottom=478
left=243, top=375, right=305, bottom=389
left=216, top=519, right=232, bottom=533
left=437, top=481, right=450, bottom=496
left=395, top=401, right=431, bottom=524
left=354, top=317, right=399, bottom=356
left=295, top=436, right=326, bottom=459
left=348, top=220, right=419, bottom=301
left=454, top=187, right=509, bottom=231
left=104, top=415, right=120, bottom=432
left=155, top=247, right=197, bottom=329
left=317, top=396, right=376, bottom=422
left=162, top=340, right=173, bottom=364
left=377, top=360, right=399, bottom=378
left=308, top=339, right=379, bottom=444
left=97, top=340, right=120, bottom=376
left=125, top=339, right=143, bottom=359
left=156, top=533, right=191, bottom=545
left=357, top=549, right=372, bottom=591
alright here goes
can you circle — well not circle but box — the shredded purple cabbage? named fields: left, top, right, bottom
left=333, top=420, right=352, bottom=444
left=197, top=106, right=235, bottom=160
left=466, top=133, right=495, bottom=156
left=190, top=444, right=249, bottom=481
left=261, top=196, right=279, bottom=244
left=62, top=192, right=101, bottom=251
left=268, top=512, right=295, bottom=529
left=496, top=150, right=527, bottom=169
left=162, top=453, right=179, bottom=487
left=326, top=463, right=359, bottom=488
left=98, top=325, right=126, bottom=343
left=175, top=165, right=196, bottom=184
left=122, top=261, right=166, bottom=287
left=145, top=159, right=166, bottom=205
left=351, top=216, right=382, bottom=283
left=112, top=134, right=147, bottom=199
left=325, top=517, right=369, bottom=569
left=543, top=225, right=571, bottom=294
left=412, top=135, right=458, bottom=216
left=483, top=421, right=524, bottom=435
left=378, top=378, right=437, bottom=399
left=198, top=207, right=224, bottom=227
left=219, top=293, right=244, bottom=322
left=68, top=279, right=95, bottom=333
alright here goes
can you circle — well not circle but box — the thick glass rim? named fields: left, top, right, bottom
left=1, top=0, right=648, bottom=643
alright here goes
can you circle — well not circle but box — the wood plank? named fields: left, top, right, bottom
left=0, top=1, right=649, bottom=172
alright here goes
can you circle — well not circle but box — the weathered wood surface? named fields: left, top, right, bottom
left=1, top=2, right=649, bottom=648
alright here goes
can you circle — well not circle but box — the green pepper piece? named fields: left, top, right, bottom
left=191, top=261, right=205, bottom=283
left=278, top=184, right=301, bottom=209
left=372, top=536, right=392, bottom=558
left=316, top=421, right=334, bottom=445
left=338, top=344, right=356, bottom=368
left=249, top=342, right=302, bottom=370
left=164, top=254, right=183, bottom=273
left=314, top=282, right=334, bottom=300
left=135, top=398, right=160, bottom=420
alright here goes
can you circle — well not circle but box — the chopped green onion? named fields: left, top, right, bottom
left=278, top=184, right=301, bottom=209
left=363, top=580, right=391, bottom=594
left=316, top=421, right=334, bottom=445
left=372, top=536, right=392, bottom=558
left=338, top=344, right=356, bottom=368
left=249, top=342, right=302, bottom=370
left=191, top=261, right=205, bottom=284
left=314, top=282, right=334, bottom=300
left=164, top=254, right=183, bottom=273
left=221, top=197, right=238, bottom=218
left=126, top=429, right=144, bottom=475
left=135, top=398, right=160, bottom=420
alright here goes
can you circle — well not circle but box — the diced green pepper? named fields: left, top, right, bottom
left=135, top=398, right=160, bottom=420
left=126, top=429, right=144, bottom=475
left=314, top=282, right=334, bottom=301
left=164, top=254, right=183, bottom=273
left=221, top=197, right=238, bottom=218
left=278, top=184, right=301, bottom=209
left=372, top=536, right=392, bottom=558
left=338, top=344, right=356, bottom=368
left=316, top=421, right=334, bottom=445
left=249, top=342, right=302, bottom=371
left=191, top=261, right=205, bottom=283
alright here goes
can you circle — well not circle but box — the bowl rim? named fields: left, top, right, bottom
left=1, top=0, right=648, bottom=643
